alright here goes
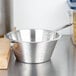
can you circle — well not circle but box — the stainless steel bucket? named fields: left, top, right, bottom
left=5, top=29, right=61, bottom=63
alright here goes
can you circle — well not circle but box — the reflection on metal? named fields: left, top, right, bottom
left=0, top=36, right=76, bottom=76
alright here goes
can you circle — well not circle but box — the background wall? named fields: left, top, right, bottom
left=13, top=0, right=72, bottom=34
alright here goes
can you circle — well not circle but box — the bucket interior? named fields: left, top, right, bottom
left=6, top=29, right=60, bottom=43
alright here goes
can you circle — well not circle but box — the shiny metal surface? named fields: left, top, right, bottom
left=6, top=29, right=61, bottom=63
left=0, top=35, right=76, bottom=76
left=55, top=23, right=72, bottom=31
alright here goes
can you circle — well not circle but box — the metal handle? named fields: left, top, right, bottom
left=55, top=23, right=72, bottom=32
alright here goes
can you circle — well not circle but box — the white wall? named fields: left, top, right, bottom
left=13, top=0, right=72, bottom=34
